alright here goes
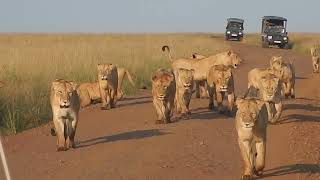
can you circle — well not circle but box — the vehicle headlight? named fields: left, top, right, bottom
left=283, top=37, right=288, bottom=40
left=268, top=36, right=272, bottom=40
left=239, top=32, right=242, bottom=35
left=227, top=31, right=231, bottom=34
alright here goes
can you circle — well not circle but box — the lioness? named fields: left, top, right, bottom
left=235, top=97, right=268, bottom=179
left=151, top=69, right=176, bottom=124
left=246, top=68, right=282, bottom=124
left=50, top=79, right=80, bottom=151
left=117, top=67, right=135, bottom=100
left=97, top=63, right=118, bottom=110
left=270, top=56, right=295, bottom=98
left=191, top=53, right=208, bottom=98
left=77, top=82, right=101, bottom=108
left=207, top=65, right=235, bottom=114
left=174, top=68, right=194, bottom=118
left=310, top=46, right=320, bottom=73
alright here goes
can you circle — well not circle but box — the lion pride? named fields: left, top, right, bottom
left=50, top=79, right=80, bottom=151
left=151, top=69, right=176, bottom=124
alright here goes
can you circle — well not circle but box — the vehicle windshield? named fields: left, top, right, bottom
left=227, top=22, right=243, bottom=29
left=265, top=26, right=285, bottom=33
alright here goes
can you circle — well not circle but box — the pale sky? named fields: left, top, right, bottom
left=0, top=0, right=318, bottom=33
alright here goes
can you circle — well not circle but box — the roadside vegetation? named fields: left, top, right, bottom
left=0, top=33, right=229, bottom=134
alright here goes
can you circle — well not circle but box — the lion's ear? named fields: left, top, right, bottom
left=227, top=50, right=233, bottom=56
left=235, top=97, right=244, bottom=107
left=69, top=81, right=79, bottom=91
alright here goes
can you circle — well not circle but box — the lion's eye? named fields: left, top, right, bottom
left=58, top=91, right=62, bottom=94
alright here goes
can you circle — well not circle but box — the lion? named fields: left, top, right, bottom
left=191, top=53, right=208, bottom=98
left=270, top=56, right=295, bottom=98
left=174, top=68, right=194, bottom=118
left=235, top=97, right=268, bottom=180
left=310, top=46, right=320, bottom=73
left=162, top=46, right=242, bottom=99
left=117, top=67, right=135, bottom=100
left=151, top=69, right=176, bottom=124
left=76, top=82, right=101, bottom=108
left=50, top=79, right=80, bottom=151
left=207, top=65, right=235, bottom=114
left=97, top=63, right=118, bottom=110
left=246, top=68, right=282, bottom=124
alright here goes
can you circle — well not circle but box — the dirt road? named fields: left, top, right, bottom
left=1, top=42, right=319, bottom=180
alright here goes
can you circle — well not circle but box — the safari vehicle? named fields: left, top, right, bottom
left=225, top=18, right=244, bottom=41
left=261, top=16, right=289, bottom=48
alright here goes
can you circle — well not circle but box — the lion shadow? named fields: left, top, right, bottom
left=257, top=164, right=320, bottom=179
left=284, top=103, right=319, bottom=112
left=279, top=114, right=320, bottom=124
left=77, top=129, right=170, bottom=148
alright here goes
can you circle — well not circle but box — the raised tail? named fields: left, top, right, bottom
left=125, top=69, right=135, bottom=87
left=162, top=45, right=173, bottom=62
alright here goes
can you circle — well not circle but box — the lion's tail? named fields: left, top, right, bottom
left=125, top=69, right=135, bottom=87
left=162, top=45, right=173, bottom=62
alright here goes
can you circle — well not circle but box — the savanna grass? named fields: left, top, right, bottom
left=0, top=33, right=229, bottom=133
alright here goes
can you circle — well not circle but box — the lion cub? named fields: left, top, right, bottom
left=235, top=97, right=268, bottom=180
left=50, top=79, right=80, bottom=151
left=174, top=68, right=194, bottom=118
left=97, top=64, right=118, bottom=110
left=207, top=65, right=235, bottom=115
left=310, top=46, right=320, bottom=73
left=151, top=69, right=176, bottom=124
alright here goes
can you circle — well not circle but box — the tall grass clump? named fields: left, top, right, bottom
left=0, top=33, right=229, bottom=133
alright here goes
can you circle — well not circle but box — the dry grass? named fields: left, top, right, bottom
left=0, top=33, right=229, bottom=134
left=242, top=33, right=320, bottom=54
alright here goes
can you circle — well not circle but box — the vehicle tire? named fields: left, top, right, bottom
left=262, top=40, right=268, bottom=48
left=238, top=37, right=243, bottom=41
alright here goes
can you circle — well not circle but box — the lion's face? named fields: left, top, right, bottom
left=236, top=98, right=264, bottom=129
left=52, top=80, right=78, bottom=108
left=259, top=74, right=280, bottom=102
left=270, top=56, right=283, bottom=71
left=212, top=65, right=232, bottom=92
left=152, top=70, right=175, bottom=101
left=97, top=64, right=115, bottom=81
left=177, top=68, right=194, bottom=91
left=225, top=50, right=242, bottom=68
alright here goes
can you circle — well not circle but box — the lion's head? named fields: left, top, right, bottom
left=51, top=79, right=78, bottom=108
left=152, top=69, right=175, bottom=101
left=259, top=73, right=280, bottom=102
left=270, top=56, right=283, bottom=71
left=209, top=65, right=232, bottom=92
left=225, top=50, right=242, bottom=68
left=177, top=68, right=194, bottom=91
left=236, top=97, right=265, bottom=129
left=97, top=63, right=116, bottom=81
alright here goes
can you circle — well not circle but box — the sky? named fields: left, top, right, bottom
left=0, top=0, right=318, bottom=33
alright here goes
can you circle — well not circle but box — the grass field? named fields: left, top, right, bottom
left=0, top=33, right=229, bottom=134
left=242, top=33, right=320, bottom=54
